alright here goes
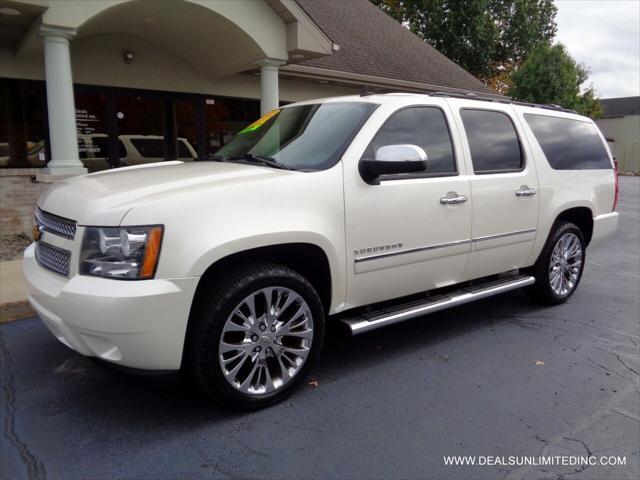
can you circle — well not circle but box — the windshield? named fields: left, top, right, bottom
left=214, top=102, right=378, bottom=171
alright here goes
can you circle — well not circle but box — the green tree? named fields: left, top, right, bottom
left=371, top=0, right=557, bottom=89
left=510, top=43, right=603, bottom=118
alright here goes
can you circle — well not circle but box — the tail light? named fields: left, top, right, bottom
left=613, top=160, right=619, bottom=211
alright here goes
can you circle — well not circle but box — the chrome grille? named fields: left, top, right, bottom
left=35, top=242, right=71, bottom=276
left=35, top=207, right=77, bottom=239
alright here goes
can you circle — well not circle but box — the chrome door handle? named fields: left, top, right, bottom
left=515, top=185, right=537, bottom=197
left=440, top=192, right=468, bottom=205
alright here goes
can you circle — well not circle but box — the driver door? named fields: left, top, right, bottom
left=343, top=102, right=472, bottom=309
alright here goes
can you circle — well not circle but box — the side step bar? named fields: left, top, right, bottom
left=341, top=274, right=535, bottom=335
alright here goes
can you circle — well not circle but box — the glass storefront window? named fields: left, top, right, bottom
left=175, top=99, right=198, bottom=160
left=75, top=91, right=110, bottom=172
left=116, top=93, right=165, bottom=168
left=0, top=79, right=48, bottom=168
left=1, top=79, right=259, bottom=170
left=205, top=97, right=260, bottom=157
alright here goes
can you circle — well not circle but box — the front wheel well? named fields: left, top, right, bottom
left=553, top=207, right=594, bottom=246
left=193, top=243, right=332, bottom=312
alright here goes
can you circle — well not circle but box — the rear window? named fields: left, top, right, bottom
left=460, top=109, right=523, bottom=173
left=524, top=114, right=611, bottom=170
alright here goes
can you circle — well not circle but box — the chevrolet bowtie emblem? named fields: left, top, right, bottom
left=32, top=224, right=44, bottom=242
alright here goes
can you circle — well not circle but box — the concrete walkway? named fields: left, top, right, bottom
left=0, top=259, right=32, bottom=323
left=0, top=259, right=26, bottom=304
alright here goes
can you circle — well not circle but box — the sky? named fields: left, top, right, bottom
left=554, top=0, right=640, bottom=99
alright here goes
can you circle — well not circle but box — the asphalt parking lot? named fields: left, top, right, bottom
left=1, top=177, right=638, bottom=480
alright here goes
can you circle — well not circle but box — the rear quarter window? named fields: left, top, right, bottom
left=524, top=114, right=611, bottom=170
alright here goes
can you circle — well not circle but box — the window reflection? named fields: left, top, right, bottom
left=461, top=109, right=523, bottom=173
left=205, top=98, right=260, bottom=157
left=1, top=80, right=261, bottom=170
left=0, top=79, right=47, bottom=168
left=524, top=114, right=611, bottom=170
left=365, top=107, right=457, bottom=174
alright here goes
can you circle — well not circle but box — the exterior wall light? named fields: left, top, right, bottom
left=124, top=51, right=134, bottom=64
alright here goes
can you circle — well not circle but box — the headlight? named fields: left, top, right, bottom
left=80, top=225, right=163, bottom=279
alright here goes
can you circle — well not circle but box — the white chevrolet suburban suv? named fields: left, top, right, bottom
left=23, top=93, right=619, bottom=407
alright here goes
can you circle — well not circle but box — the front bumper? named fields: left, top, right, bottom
left=590, top=212, right=619, bottom=248
left=23, top=243, right=199, bottom=370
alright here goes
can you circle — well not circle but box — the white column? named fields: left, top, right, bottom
left=40, top=25, right=86, bottom=176
left=255, top=58, right=286, bottom=116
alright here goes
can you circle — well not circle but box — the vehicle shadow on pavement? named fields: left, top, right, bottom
left=4, top=289, right=543, bottom=420
left=320, top=289, right=545, bottom=372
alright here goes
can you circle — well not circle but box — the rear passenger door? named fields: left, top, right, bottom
left=451, top=103, right=540, bottom=280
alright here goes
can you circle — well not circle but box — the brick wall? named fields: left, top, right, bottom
left=0, top=169, right=48, bottom=236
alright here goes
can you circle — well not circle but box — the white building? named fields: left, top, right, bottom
left=595, top=97, right=640, bottom=174
left=0, top=0, right=494, bottom=235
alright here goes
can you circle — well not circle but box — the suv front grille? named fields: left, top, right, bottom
left=35, top=242, right=71, bottom=276
left=35, top=207, right=77, bottom=239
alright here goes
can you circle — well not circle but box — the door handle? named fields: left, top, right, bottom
left=440, top=192, right=468, bottom=205
left=515, top=185, right=537, bottom=197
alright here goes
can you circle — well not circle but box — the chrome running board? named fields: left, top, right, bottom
left=341, top=274, right=535, bottom=335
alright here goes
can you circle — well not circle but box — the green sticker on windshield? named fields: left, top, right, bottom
left=239, top=109, right=280, bottom=134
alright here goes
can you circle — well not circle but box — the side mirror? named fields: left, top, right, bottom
left=359, top=144, right=428, bottom=185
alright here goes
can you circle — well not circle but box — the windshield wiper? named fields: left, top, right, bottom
left=227, top=154, right=291, bottom=170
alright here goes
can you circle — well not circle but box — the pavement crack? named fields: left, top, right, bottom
left=592, top=345, right=639, bottom=377
left=561, top=436, right=592, bottom=456
left=612, top=354, right=639, bottom=377
left=0, top=331, right=47, bottom=480
left=550, top=335, right=631, bottom=381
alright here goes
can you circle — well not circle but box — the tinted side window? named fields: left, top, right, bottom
left=365, top=106, right=456, bottom=175
left=524, top=114, right=611, bottom=170
left=461, top=109, right=523, bottom=173
left=131, top=139, right=165, bottom=158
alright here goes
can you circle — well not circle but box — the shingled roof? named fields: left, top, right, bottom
left=600, top=97, right=640, bottom=118
left=294, top=0, right=495, bottom=95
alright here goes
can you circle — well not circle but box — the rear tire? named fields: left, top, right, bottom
left=525, top=221, right=586, bottom=305
left=186, top=262, right=325, bottom=408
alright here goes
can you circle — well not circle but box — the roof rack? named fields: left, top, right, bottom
left=428, top=91, right=578, bottom=114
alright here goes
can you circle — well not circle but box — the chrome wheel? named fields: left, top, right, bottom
left=549, top=232, right=583, bottom=297
left=218, top=287, right=314, bottom=396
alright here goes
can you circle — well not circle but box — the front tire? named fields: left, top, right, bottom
left=186, top=262, right=325, bottom=408
left=525, top=221, right=586, bottom=305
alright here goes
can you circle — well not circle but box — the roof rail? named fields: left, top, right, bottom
left=428, top=91, right=578, bottom=114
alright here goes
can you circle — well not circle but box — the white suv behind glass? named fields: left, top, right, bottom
left=24, top=93, right=619, bottom=407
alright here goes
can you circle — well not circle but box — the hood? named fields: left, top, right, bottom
left=38, top=161, right=291, bottom=225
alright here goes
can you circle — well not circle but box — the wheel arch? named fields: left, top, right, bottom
left=552, top=206, right=594, bottom=246
left=190, top=240, right=336, bottom=315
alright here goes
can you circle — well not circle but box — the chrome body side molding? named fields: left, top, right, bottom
left=472, top=228, right=537, bottom=243
left=354, top=239, right=472, bottom=263
left=353, top=229, right=537, bottom=264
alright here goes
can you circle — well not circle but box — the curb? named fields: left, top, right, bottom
left=0, top=301, right=35, bottom=324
